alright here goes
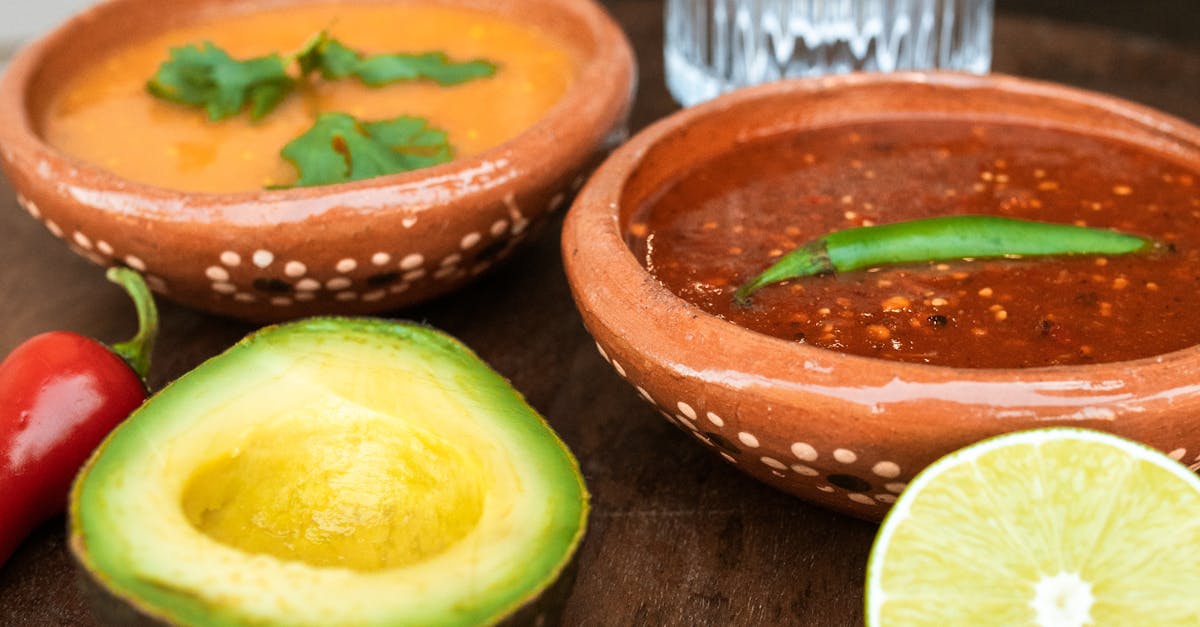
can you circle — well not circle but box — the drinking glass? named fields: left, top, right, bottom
left=665, top=0, right=994, bottom=106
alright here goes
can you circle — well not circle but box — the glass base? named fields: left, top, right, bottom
left=665, top=0, right=994, bottom=108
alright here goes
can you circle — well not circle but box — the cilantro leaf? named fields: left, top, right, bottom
left=294, top=31, right=329, bottom=76
left=356, top=52, right=496, bottom=86
left=306, top=35, right=497, bottom=86
left=309, top=37, right=362, bottom=79
left=279, top=112, right=453, bottom=187
left=146, top=42, right=294, bottom=120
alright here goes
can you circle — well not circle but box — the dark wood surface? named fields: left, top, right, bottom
left=1, top=2, right=1198, bottom=625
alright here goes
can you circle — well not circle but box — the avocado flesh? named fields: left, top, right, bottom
left=70, top=318, right=587, bottom=626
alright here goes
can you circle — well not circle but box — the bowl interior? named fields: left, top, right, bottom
left=20, top=0, right=612, bottom=200
left=618, top=73, right=1200, bottom=237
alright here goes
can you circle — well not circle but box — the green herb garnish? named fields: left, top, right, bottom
left=733, top=215, right=1156, bottom=305
left=302, top=33, right=497, bottom=86
left=146, top=43, right=294, bottom=121
left=148, top=33, right=497, bottom=120
left=279, top=112, right=453, bottom=187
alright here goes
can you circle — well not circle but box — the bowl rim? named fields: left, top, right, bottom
left=563, top=71, right=1200, bottom=389
left=0, top=0, right=634, bottom=222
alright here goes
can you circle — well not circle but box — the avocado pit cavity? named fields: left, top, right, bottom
left=181, top=396, right=488, bottom=572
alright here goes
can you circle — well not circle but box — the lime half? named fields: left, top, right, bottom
left=866, top=428, right=1200, bottom=626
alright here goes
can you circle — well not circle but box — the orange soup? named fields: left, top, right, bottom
left=39, top=4, right=576, bottom=193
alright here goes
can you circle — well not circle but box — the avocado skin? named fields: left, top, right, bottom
left=72, top=544, right=582, bottom=627
left=69, top=317, right=588, bottom=627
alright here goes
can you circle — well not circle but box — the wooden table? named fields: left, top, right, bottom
left=2, top=3, right=1197, bottom=625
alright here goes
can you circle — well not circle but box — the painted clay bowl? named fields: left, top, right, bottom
left=0, top=0, right=633, bottom=322
left=562, top=72, right=1200, bottom=521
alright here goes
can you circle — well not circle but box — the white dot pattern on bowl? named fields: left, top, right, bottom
left=548, top=192, right=566, bottom=212
left=195, top=214, right=530, bottom=304
left=124, top=255, right=146, bottom=271
left=503, top=192, right=530, bottom=235
left=284, top=261, right=307, bottom=278
left=586, top=358, right=930, bottom=510
left=233, top=293, right=256, bottom=303
left=1169, top=448, right=1186, bottom=461
left=761, top=456, right=787, bottom=470
left=144, top=275, right=168, bottom=292
left=17, top=194, right=40, bottom=218
left=791, top=442, right=818, bottom=462
left=76, top=248, right=105, bottom=266
left=46, top=220, right=63, bottom=237
left=872, top=461, right=901, bottom=478
left=490, top=219, right=509, bottom=237
left=400, top=254, right=424, bottom=271
left=96, top=241, right=114, bottom=256
left=205, top=266, right=229, bottom=282
left=212, top=282, right=236, bottom=294
left=791, top=464, right=819, bottom=477
left=336, top=291, right=358, bottom=301
left=73, top=231, right=92, bottom=249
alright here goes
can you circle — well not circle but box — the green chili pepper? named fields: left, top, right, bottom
left=733, top=215, right=1154, bottom=305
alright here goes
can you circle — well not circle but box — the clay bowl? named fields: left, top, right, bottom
left=562, top=72, right=1200, bottom=521
left=0, top=0, right=633, bottom=322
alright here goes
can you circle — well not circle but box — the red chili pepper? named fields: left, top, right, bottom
left=0, top=267, right=157, bottom=566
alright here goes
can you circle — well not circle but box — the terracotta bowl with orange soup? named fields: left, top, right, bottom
left=0, top=0, right=633, bottom=320
left=563, top=73, right=1200, bottom=520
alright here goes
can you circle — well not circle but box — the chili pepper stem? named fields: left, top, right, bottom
left=106, top=267, right=158, bottom=380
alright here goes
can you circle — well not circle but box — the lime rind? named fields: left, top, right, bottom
left=865, top=428, right=1200, bottom=627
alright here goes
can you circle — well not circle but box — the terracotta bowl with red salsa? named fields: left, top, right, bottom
left=562, top=72, right=1200, bottom=520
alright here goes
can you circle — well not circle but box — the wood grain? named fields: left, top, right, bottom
left=1, top=2, right=1197, bottom=625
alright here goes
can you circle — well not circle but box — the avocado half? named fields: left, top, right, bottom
left=69, top=318, right=588, bottom=626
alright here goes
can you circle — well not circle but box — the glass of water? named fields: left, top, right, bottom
left=665, top=0, right=994, bottom=106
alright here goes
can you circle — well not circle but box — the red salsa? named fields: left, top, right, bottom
left=627, top=120, right=1200, bottom=368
